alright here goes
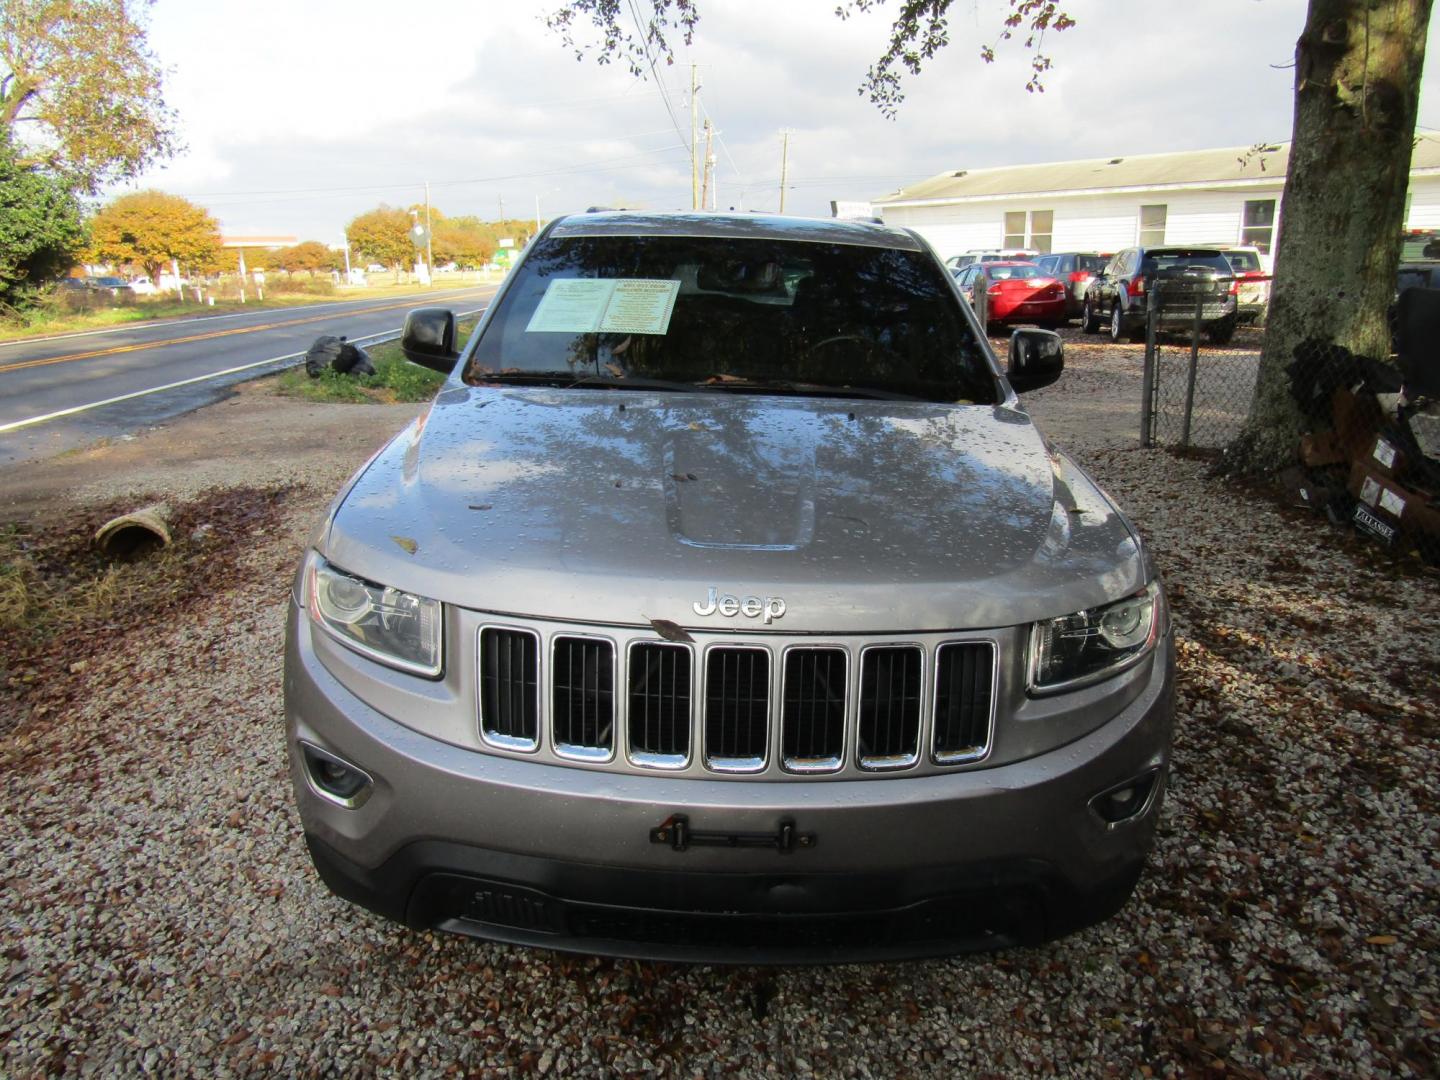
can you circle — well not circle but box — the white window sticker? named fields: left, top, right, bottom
left=525, top=278, right=680, bottom=336
left=1372, top=438, right=1397, bottom=469
left=1359, top=476, right=1382, bottom=507
left=1379, top=487, right=1406, bottom=516
left=525, top=279, right=617, bottom=334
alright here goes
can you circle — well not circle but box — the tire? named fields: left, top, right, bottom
left=1081, top=300, right=1099, bottom=334
left=1206, top=315, right=1237, bottom=346
left=1109, top=303, right=1127, bottom=344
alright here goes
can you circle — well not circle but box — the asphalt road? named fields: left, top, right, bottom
left=0, top=287, right=495, bottom=466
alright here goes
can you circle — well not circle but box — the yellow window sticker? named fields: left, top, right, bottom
left=526, top=278, right=680, bottom=336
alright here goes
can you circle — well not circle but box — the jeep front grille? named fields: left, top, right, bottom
left=933, top=642, right=995, bottom=763
left=857, top=645, right=924, bottom=769
left=474, top=625, right=998, bottom=777
left=781, top=648, right=847, bottom=771
left=552, top=636, right=614, bottom=759
left=628, top=642, right=692, bottom=767
left=478, top=627, right=540, bottom=750
left=704, top=647, right=770, bottom=771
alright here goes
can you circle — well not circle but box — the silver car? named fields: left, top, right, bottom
left=284, top=212, right=1174, bottom=963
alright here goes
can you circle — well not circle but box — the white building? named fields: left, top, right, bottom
left=873, top=139, right=1440, bottom=261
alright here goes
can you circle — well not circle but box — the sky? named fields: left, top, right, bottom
left=119, top=0, right=1440, bottom=244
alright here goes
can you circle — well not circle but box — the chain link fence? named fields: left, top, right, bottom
left=1140, top=281, right=1259, bottom=452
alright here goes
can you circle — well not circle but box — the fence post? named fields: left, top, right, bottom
left=1140, top=282, right=1159, bottom=448
left=1180, top=292, right=1202, bottom=449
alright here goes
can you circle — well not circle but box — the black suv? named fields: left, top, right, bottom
left=1081, top=247, right=1237, bottom=345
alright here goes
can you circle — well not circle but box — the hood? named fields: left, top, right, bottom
left=324, top=387, right=1143, bottom=633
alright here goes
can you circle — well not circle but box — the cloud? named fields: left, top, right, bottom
left=121, top=0, right=1433, bottom=240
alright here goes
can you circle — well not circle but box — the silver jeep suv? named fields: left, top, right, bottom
left=284, top=212, right=1174, bottom=963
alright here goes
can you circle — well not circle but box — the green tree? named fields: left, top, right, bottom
left=346, top=206, right=414, bottom=273
left=550, top=0, right=1433, bottom=475
left=89, top=190, right=221, bottom=283
left=274, top=240, right=338, bottom=277
left=0, top=129, right=84, bottom=311
left=1, top=0, right=178, bottom=193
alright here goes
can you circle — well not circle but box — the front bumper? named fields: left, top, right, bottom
left=285, top=603, right=1176, bottom=963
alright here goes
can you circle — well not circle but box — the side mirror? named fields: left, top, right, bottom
left=1007, top=328, right=1064, bottom=393
left=401, top=307, right=459, bottom=373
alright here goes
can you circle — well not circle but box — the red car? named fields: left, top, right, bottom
left=952, top=260, right=1068, bottom=326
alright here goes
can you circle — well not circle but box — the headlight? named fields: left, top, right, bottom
left=1028, top=581, right=1164, bottom=694
left=306, top=554, right=442, bottom=677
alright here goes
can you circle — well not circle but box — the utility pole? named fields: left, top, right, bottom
left=700, top=119, right=714, bottom=210
left=499, top=194, right=505, bottom=224
left=535, top=193, right=542, bottom=235
left=690, top=63, right=699, bottom=210
left=778, top=129, right=792, bottom=214
left=342, top=236, right=351, bottom=282
left=424, top=181, right=434, bottom=281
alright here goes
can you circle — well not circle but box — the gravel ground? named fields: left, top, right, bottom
left=2, top=338, right=1437, bottom=1077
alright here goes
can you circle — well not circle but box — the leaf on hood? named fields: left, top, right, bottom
left=390, top=535, right=418, bottom=554
left=646, top=618, right=694, bottom=644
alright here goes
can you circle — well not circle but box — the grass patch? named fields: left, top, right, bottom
left=0, top=487, right=293, bottom=722
left=272, top=318, right=477, bottom=405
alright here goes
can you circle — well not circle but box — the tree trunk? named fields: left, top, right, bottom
left=1224, top=0, right=1432, bottom=475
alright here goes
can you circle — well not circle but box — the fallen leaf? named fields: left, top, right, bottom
left=1365, top=934, right=1397, bottom=945
left=390, top=535, right=418, bottom=554
left=467, top=504, right=492, bottom=511
left=646, top=618, right=694, bottom=644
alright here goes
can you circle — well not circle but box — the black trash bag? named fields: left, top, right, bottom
left=1286, top=338, right=1401, bottom=423
left=304, top=334, right=344, bottom=378
left=340, top=342, right=375, bottom=378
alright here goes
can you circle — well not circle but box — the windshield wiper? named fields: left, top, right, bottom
left=473, top=372, right=707, bottom=393
left=702, top=376, right=929, bottom=402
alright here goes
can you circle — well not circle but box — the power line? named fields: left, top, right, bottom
left=193, top=147, right=692, bottom=210
left=627, top=0, right=690, bottom=153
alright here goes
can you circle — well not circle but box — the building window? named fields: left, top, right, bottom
left=1242, top=199, right=1277, bottom=252
left=1003, top=210, right=1053, bottom=253
left=1139, top=204, right=1167, bottom=246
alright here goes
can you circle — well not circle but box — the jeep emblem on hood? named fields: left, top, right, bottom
left=693, top=587, right=786, bottom=624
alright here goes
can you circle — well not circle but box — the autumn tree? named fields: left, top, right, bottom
left=549, top=0, right=1433, bottom=476
left=433, top=215, right=497, bottom=268
left=0, top=129, right=84, bottom=311
left=347, top=206, right=414, bottom=272
left=274, top=240, right=338, bottom=277
left=89, top=190, right=221, bottom=283
left=1, top=0, right=178, bottom=193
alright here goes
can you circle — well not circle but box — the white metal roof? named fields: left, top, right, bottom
left=875, top=137, right=1440, bottom=208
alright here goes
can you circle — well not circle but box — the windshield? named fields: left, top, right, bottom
left=1076, top=255, right=1107, bottom=273
left=1223, top=251, right=1262, bottom=273
left=464, top=234, right=998, bottom=403
left=1141, top=250, right=1234, bottom=274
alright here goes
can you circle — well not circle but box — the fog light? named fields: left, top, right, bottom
left=301, top=742, right=374, bottom=808
left=1090, top=769, right=1160, bottom=826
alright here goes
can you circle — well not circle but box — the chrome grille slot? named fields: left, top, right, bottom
left=933, top=642, right=994, bottom=763
left=782, top=648, right=847, bottom=772
left=703, top=647, right=770, bottom=772
left=552, top=636, right=615, bottom=759
left=627, top=642, right=692, bottom=767
left=857, top=645, right=923, bottom=769
left=478, top=627, right=540, bottom=750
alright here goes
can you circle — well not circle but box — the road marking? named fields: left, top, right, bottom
left=0, top=290, right=495, bottom=375
left=0, top=307, right=486, bottom=436
left=0, top=286, right=496, bottom=349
